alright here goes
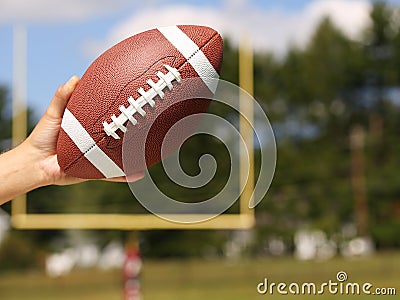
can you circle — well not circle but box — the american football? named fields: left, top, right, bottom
left=56, top=25, right=223, bottom=179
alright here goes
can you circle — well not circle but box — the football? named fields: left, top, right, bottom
left=56, top=25, right=223, bottom=179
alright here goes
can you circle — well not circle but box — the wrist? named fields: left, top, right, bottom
left=0, top=140, right=47, bottom=204
left=18, top=138, right=51, bottom=188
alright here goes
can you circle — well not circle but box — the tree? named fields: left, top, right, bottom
left=0, top=86, right=11, bottom=151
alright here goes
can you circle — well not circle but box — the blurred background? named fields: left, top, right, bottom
left=1, top=0, right=400, bottom=299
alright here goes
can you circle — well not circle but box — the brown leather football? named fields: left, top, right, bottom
left=56, top=25, right=223, bottom=179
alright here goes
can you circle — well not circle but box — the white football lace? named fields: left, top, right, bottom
left=103, top=64, right=182, bottom=139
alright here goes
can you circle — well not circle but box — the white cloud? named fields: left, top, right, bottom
left=83, top=0, right=372, bottom=58
left=0, top=0, right=131, bottom=23
left=307, top=0, right=372, bottom=39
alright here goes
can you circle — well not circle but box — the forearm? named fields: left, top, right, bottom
left=0, top=141, right=46, bottom=205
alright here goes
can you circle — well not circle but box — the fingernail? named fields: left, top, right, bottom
left=70, top=75, right=79, bottom=83
left=126, top=172, right=145, bottom=182
left=65, top=75, right=79, bottom=86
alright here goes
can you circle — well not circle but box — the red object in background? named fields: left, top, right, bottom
left=123, top=242, right=142, bottom=300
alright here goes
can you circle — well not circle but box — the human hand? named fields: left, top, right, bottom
left=0, top=76, right=143, bottom=205
left=23, top=76, right=144, bottom=186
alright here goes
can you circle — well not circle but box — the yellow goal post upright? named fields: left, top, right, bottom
left=11, top=30, right=255, bottom=231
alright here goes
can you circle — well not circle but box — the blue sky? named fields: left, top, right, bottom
left=0, top=0, right=399, bottom=119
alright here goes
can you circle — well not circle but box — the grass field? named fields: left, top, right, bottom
left=0, top=252, right=399, bottom=300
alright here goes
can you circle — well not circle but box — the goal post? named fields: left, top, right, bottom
left=11, top=31, right=256, bottom=231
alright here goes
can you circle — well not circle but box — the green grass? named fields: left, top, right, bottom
left=0, top=252, right=399, bottom=300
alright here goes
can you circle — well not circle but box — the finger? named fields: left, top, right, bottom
left=103, top=172, right=145, bottom=183
left=126, top=172, right=145, bottom=182
left=103, top=176, right=126, bottom=183
left=46, top=75, right=80, bottom=119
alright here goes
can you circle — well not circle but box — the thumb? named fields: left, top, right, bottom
left=46, top=75, right=80, bottom=119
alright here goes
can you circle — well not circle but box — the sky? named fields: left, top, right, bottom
left=1, top=0, right=400, bottom=119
